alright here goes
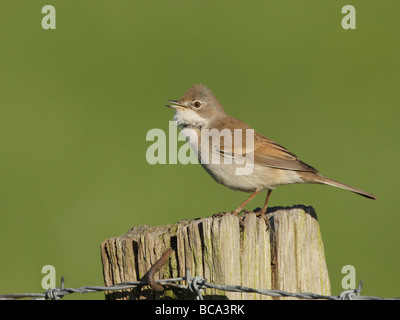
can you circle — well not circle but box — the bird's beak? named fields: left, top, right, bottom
left=165, top=100, right=187, bottom=109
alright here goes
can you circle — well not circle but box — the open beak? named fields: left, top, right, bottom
left=165, top=100, right=187, bottom=109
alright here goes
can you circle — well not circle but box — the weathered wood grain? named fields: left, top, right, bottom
left=100, top=205, right=330, bottom=300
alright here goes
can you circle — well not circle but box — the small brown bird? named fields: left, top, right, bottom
left=166, top=84, right=377, bottom=217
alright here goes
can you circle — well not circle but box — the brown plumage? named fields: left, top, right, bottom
left=166, top=84, right=377, bottom=217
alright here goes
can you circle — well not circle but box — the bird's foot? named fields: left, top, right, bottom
left=255, top=211, right=269, bottom=225
left=251, top=208, right=270, bottom=225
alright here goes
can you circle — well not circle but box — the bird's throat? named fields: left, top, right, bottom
left=173, top=109, right=208, bottom=129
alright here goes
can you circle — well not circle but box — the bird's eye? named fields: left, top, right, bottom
left=193, top=101, right=202, bottom=108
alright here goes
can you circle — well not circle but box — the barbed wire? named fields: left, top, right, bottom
left=0, top=268, right=398, bottom=300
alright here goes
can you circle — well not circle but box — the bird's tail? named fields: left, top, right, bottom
left=313, top=174, right=377, bottom=200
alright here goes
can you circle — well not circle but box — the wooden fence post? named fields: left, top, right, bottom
left=100, top=205, right=330, bottom=300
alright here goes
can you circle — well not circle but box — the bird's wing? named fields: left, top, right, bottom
left=211, top=117, right=318, bottom=173
left=252, top=134, right=318, bottom=173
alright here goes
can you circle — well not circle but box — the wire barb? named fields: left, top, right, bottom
left=189, top=276, right=207, bottom=300
left=0, top=272, right=398, bottom=300
left=44, top=276, right=65, bottom=300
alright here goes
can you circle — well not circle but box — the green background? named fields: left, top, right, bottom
left=0, top=1, right=399, bottom=299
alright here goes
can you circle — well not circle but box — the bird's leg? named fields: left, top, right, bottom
left=259, top=189, right=272, bottom=219
left=232, top=189, right=261, bottom=215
